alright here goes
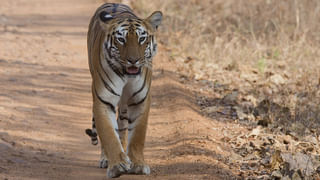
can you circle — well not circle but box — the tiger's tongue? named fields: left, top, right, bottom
left=126, top=66, right=139, bottom=74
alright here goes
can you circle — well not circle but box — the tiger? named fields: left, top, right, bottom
left=85, top=3, right=162, bottom=178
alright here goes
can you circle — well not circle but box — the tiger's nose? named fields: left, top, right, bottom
left=127, top=58, right=140, bottom=64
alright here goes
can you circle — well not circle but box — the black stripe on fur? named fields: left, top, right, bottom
left=131, top=70, right=148, bottom=98
left=94, top=87, right=116, bottom=113
left=106, top=58, right=124, bottom=81
left=128, top=80, right=151, bottom=107
left=116, top=128, right=127, bottom=132
left=98, top=70, right=120, bottom=96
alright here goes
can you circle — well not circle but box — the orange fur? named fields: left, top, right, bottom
left=87, top=3, right=162, bottom=178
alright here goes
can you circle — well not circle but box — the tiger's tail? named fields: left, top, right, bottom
left=85, top=117, right=98, bottom=145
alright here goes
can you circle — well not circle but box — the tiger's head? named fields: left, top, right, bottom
left=99, top=11, right=162, bottom=75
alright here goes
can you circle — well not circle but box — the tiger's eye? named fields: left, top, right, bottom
left=139, top=37, right=146, bottom=44
left=117, top=37, right=125, bottom=44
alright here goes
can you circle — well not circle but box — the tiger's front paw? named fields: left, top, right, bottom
left=106, top=155, right=131, bottom=178
left=128, top=163, right=150, bottom=175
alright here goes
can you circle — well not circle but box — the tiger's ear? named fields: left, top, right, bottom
left=99, top=11, right=113, bottom=22
left=146, top=11, right=162, bottom=30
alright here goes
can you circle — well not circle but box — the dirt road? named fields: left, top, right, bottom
left=0, top=0, right=241, bottom=179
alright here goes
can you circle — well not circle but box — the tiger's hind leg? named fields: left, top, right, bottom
left=127, top=93, right=151, bottom=175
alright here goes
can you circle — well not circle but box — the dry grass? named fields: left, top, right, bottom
left=132, top=0, right=319, bottom=77
left=130, top=0, right=320, bottom=134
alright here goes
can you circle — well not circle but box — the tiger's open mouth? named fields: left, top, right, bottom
left=125, top=66, right=141, bottom=75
